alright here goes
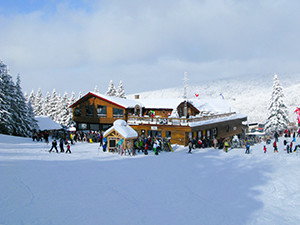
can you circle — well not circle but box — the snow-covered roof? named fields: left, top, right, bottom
left=70, top=92, right=143, bottom=109
left=136, top=98, right=186, bottom=109
left=35, top=116, right=62, bottom=130
left=104, top=120, right=138, bottom=139
left=189, top=113, right=247, bottom=127
left=190, top=98, right=239, bottom=114
left=89, top=92, right=142, bottom=108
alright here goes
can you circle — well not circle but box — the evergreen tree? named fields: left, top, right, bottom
left=13, top=75, right=37, bottom=136
left=94, top=85, right=99, bottom=93
left=78, top=91, right=82, bottom=100
left=28, top=90, right=36, bottom=108
left=105, top=80, right=116, bottom=96
left=0, top=61, right=14, bottom=134
left=34, top=88, right=44, bottom=116
left=116, top=80, right=126, bottom=98
left=48, top=89, right=60, bottom=121
left=265, top=74, right=289, bottom=133
left=57, top=92, right=69, bottom=126
left=42, top=91, right=51, bottom=117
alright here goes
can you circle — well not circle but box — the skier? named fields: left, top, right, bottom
left=144, top=142, right=148, bottom=155
left=274, top=131, right=279, bottom=142
left=293, top=132, right=296, bottom=142
left=213, top=138, right=218, bottom=149
left=245, top=141, right=250, bottom=154
left=49, top=139, right=58, bottom=153
left=224, top=140, right=230, bottom=153
left=273, top=141, right=278, bottom=153
left=66, top=142, right=71, bottom=153
left=188, top=139, right=193, bottom=153
left=290, top=141, right=293, bottom=153
left=153, top=139, right=159, bottom=155
left=263, top=145, right=267, bottom=153
left=59, top=138, right=64, bottom=153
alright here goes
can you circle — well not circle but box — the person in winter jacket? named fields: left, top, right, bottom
left=273, top=141, right=278, bottom=152
left=290, top=141, right=293, bottom=153
left=245, top=141, right=250, bottom=154
left=264, top=145, right=267, bottom=153
left=66, top=142, right=71, bottom=153
left=153, top=139, right=159, bottom=155
left=59, top=138, right=64, bottom=153
left=224, top=140, right=229, bottom=152
left=49, top=139, right=58, bottom=153
left=188, top=140, right=193, bottom=153
left=213, top=138, right=218, bottom=149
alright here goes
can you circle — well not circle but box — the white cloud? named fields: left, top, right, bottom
left=1, top=0, right=300, bottom=95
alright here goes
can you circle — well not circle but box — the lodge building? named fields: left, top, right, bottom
left=70, top=92, right=247, bottom=146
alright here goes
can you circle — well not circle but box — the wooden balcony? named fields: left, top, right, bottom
left=127, top=112, right=237, bottom=127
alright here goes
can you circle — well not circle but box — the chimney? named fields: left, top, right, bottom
left=134, top=95, right=140, bottom=99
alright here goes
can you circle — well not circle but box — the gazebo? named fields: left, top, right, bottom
left=103, top=120, right=138, bottom=152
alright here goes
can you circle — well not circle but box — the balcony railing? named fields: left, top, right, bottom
left=127, top=112, right=236, bottom=126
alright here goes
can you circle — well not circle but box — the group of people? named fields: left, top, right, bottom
left=49, top=138, right=72, bottom=154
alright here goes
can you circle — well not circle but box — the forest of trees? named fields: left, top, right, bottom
left=0, top=61, right=37, bottom=136
left=0, top=59, right=127, bottom=137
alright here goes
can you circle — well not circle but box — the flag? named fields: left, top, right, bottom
left=195, top=93, right=199, bottom=97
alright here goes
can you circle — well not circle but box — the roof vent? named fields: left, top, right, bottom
left=134, top=95, right=140, bottom=99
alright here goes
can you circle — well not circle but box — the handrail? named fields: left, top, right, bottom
left=127, top=112, right=236, bottom=126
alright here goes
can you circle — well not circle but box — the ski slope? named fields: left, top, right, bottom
left=1, top=134, right=300, bottom=225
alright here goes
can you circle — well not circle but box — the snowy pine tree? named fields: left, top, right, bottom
left=34, top=88, right=44, bottom=116
left=13, top=75, right=37, bottom=136
left=116, top=80, right=126, bottom=98
left=265, top=74, right=289, bottom=133
left=78, top=91, right=82, bottom=100
left=94, top=85, right=99, bottom=93
left=0, top=61, right=14, bottom=134
left=48, top=89, right=60, bottom=121
left=105, top=80, right=116, bottom=96
left=57, top=92, right=70, bottom=126
left=42, top=91, right=51, bottom=117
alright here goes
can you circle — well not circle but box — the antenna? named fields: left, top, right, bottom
left=183, top=72, right=188, bottom=99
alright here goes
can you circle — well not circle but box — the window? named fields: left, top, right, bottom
left=78, top=123, right=87, bottom=130
left=148, top=130, right=162, bottom=138
left=113, top=108, right=124, bottom=118
left=90, top=124, right=100, bottom=131
left=166, top=131, right=171, bottom=138
left=74, top=108, right=81, bottom=116
left=85, top=105, right=94, bottom=117
left=103, top=124, right=112, bottom=131
left=97, top=105, right=107, bottom=117
left=226, top=125, right=230, bottom=132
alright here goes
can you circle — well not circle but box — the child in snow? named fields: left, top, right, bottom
left=66, top=142, right=71, bottom=154
left=263, top=145, right=267, bottom=153
left=273, top=141, right=278, bottom=153
left=224, top=140, right=229, bottom=153
left=245, top=141, right=250, bottom=154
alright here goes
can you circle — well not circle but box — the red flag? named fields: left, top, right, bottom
left=195, top=93, right=199, bottom=97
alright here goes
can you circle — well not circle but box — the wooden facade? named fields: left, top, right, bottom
left=70, top=92, right=247, bottom=146
left=70, top=92, right=134, bottom=131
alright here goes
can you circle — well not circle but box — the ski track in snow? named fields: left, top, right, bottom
left=1, top=134, right=300, bottom=225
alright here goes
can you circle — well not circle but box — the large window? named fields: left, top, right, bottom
left=113, top=108, right=124, bottom=118
left=78, top=123, right=87, bottom=130
left=97, top=105, right=107, bottom=117
left=90, top=124, right=100, bottom=131
left=85, top=105, right=94, bottom=117
left=74, top=108, right=81, bottom=116
left=166, top=131, right=171, bottom=138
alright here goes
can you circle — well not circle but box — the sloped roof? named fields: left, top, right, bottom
left=190, top=98, right=239, bottom=114
left=70, top=92, right=143, bottom=109
left=35, top=116, right=62, bottom=130
left=137, top=98, right=186, bottom=109
left=104, top=120, right=138, bottom=139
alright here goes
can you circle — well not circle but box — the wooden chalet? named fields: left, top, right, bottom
left=70, top=92, right=247, bottom=146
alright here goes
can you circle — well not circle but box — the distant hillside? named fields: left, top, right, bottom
left=128, top=74, right=300, bottom=123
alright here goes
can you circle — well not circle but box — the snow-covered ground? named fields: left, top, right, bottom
left=1, top=134, right=300, bottom=225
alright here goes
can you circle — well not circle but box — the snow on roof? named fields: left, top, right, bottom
left=35, top=116, right=62, bottom=130
left=136, top=98, right=185, bottom=109
left=90, top=92, right=143, bottom=108
left=190, top=98, right=240, bottom=114
left=189, top=113, right=247, bottom=127
left=104, top=120, right=138, bottom=139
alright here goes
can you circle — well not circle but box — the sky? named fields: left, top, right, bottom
left=1, top=0, right=300, bottom=96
